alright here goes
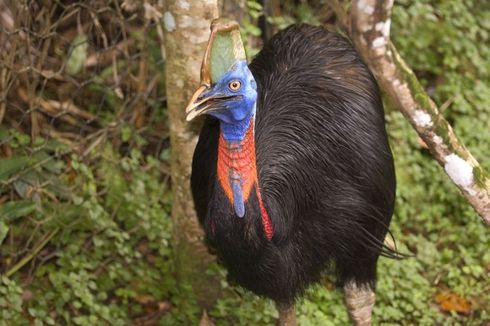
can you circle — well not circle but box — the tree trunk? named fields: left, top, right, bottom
left=163, top=0, right=220, bottom=307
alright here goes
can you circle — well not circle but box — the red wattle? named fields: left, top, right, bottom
left=255, top=186, right=274, bottom=240
left=217, top=119, right=274, bottom=240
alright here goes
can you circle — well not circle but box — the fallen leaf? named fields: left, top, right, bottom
left=323, top=279, right=334, bottom=290
left=22, top=289, right=33, bottom=301
left=434, top=290, right=472, bottom=315
left=135, top=294, right=154, bottom=305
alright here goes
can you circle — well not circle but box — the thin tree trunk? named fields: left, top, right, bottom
left=348, top=0, right=490, bottom=224
left=163, top=0, right=221, bottom=307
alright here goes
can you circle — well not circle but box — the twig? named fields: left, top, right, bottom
left=41, top=126, right=81, bottom=150
left=349, top=0, right=489, bottom=224
left=82, top=130, right=106, bottom=157
left=133, top=21, right=149, bottom=128
left=85, top=39, right=134, bottom=67
left=328, top=0, right=350, bottom=31
left=439, top=96, right=454, bottom=114
left=5, top=227, right=60, bottom=277
left=17, top=88, right=96, bottom=126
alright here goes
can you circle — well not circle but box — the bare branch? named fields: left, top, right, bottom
left=350, top=0, right=490, bottom=224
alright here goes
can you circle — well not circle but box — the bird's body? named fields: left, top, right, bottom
left=188, top=23, right=396, bottom=323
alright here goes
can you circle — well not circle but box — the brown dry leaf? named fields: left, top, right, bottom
left=135, top=294, right=155, bottom=305
left=146, top=254, right=157, bottom=264
left=137, top=241, right=150, bottom=255
left=22, top=289, right=33, bottom=301
left=323, top=279, right=334, bottom=290
left=131, top=301, right=171, bottom=326
left=434, top=290, right=472, bottom=315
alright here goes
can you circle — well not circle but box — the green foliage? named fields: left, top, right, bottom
left=66, top=34, right=89, bottom=75
left=0, top=131, right=173, bottom=325
left=392, top=0, right=490, bottom=169
left=374, top=111, right=489, bottom=325
left=1, top=1, right=488, bottom=325
left=241, top=1, right=265, bottom=57
left=389, top=5, right=490, bottom=323
left=267, top=2, right=320, bottom=30
left=0, top=276, right=24, bottom=325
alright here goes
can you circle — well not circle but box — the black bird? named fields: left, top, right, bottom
left=185, top=20, right=397, bottom=326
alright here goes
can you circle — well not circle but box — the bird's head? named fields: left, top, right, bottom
left=185, top=60, right=257, bottom=124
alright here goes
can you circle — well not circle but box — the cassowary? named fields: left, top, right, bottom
left=185, top=19, right=397, bottom=326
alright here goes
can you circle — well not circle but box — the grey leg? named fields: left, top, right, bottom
left=276, top=302, right=297, bottom=326
left=343, top=282, right=376, bottom=326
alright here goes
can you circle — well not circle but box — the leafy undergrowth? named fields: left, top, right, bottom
left=0, top=134, right=174, bottom=325
left=1, top=0, right=489, bottom=325
left=1, top=114, right=488, bottom=326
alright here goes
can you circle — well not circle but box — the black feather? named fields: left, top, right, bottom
left=191, top=24, right=398, bottom=305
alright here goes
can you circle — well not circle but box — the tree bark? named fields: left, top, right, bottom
left=163, top=0, right=221, bottom=307
left=348, top=0, right=490, bottom=224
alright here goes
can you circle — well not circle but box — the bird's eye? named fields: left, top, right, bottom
left=228, top=80, right=241, bottom=91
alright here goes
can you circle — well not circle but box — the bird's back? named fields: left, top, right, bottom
left=252, top=24, right=395, bottom=241
left=191, top=24, right=396, bottom=304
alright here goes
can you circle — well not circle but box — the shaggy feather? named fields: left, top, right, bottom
left=191, top=25, right=397, bottom=304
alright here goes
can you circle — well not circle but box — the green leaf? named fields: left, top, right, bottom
left=159, top=148, right=171, bottom=161
left=0, top=221, right=8, bottom=245
left=66, top=34, right=89, bottom=75
left=14, top=132, right=30, bottom=146
left=0, top=156, right=30, bottom=182
left=44, top=139, right=70, bottom=153
left=13, top=179, right=30, bottom=199
left=247, top=1, right=263, bottom=11
left=0, top=125, right=9, bottom=141
left=121, top=126, right=133, bottom=142
left=0, top=200, right=37, bottom=221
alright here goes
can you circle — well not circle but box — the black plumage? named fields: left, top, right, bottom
left=191, top=24, right=396, bottom=305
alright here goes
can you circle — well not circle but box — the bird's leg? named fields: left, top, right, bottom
left=276, top=302, right=297, bottom=326
left=343, top=282, right=376, bottom=326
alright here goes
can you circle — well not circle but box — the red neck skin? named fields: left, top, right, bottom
left=217, top=118, right=274, bottom=240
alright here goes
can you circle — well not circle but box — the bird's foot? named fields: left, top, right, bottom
left=343, top=282, right=375, bottom=326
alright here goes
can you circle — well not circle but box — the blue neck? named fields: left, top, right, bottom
left=220, top=106, right=256, bottom=142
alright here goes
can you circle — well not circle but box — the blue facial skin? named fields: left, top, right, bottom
left=201, top=60, right=257, bottom=142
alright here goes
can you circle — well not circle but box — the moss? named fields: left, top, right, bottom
left=391, top=45, right=436, bottom=117
left=392, top=45, right=449, bottom=147
left=473, top=166, right=488, bottom=189
left=390, top=44, right=469, bottom=155
left=433, top=116, right=452, bottom=149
